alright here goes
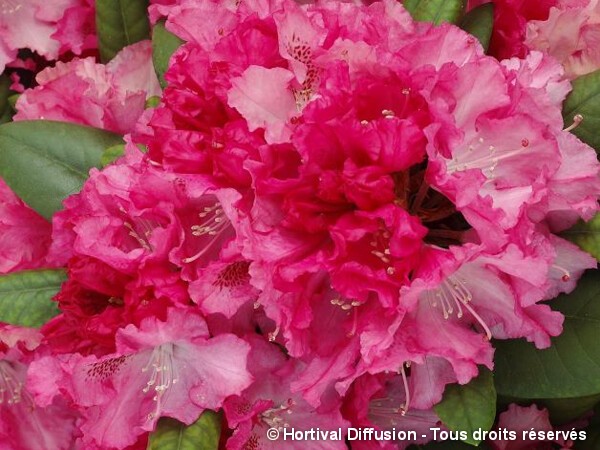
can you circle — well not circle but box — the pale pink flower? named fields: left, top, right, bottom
left=29, top=308, right=252, bottom=449
left=15, top=41, right=160, bottom=134
left=0, top=0, right=60, bottom=72
left=489, top=403, right=588, bottom=450
left=526, top=0, right=600, bottom=78
left=0, top=325, right=78, bottom=450
left=0, top=0, right=95, bottom=72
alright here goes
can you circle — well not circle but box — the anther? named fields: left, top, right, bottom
left=552, top=264, right=571, bottom=282
left=564, top=114, right=583, bottom=132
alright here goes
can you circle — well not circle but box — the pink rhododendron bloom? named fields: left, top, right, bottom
left=0, top=0, right=59, bottom=72
left=46, top=145, right=254, bottom=354
left=30, top=308, right=252, bottom=449
left=224, top=335, right=348, bottom=450
left=526, top=0, right=600, bottom=79
left=489, top=403, right=587, bottom=449
left=343, top=371, right=445, bottom=450
left=189, top=258, right=259, bottom=318
left=0, top=325, right=78, bottom=450
left=466, top=0, right=558, bottom=59
left=133, top=0, right=600, bottom=417
left=0, top=178, right=58, bottom=273
left=50, top=0, right=96, bottom=56
left=0, top=0, right=95, bottom=72
left=4, top=1, right=598, bottom=448
left=15, top=41, right=160, bottom=134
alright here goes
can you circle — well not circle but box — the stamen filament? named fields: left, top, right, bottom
left=399, top=364, right=410, bottom=416
left=563, top=114, right=583, bottom=132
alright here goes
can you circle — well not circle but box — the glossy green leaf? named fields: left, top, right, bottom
left=148, top=412, right=221, bottom=450
left=434, top=368, right=496, bottom=445
left=0, top=269, right=66, bottom=327
left=101, top=144, right=126, bottom=167
left=96, top=0, right=151, bottom=62
left=495, top=270, right=600, bottom=399
left=152, top=20, right=184, bottom=88
left=459, top=3, right=494, bottom=52
left=562, top=213, right=600, bottom=261
left=541, top=394, right=600, bottom=425
left=562, top=69, right=600, bottom=152
left=0, top=120, right=123, bottom=219
left=403, top=0, right=466, bottom=25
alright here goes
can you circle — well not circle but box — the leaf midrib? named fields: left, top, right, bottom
left=0, top=286, right=63, bottom=295
left=0, top=134, right=88, bottom=179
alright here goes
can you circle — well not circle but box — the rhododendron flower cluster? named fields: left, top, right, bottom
left=1, top=0, right=599, bottom=449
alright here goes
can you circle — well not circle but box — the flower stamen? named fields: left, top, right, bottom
left=0, top=0, right=22, bottom=15
left=142, top=345, right=179, bottom=421
left=552, top=264, right=571, bottom=282
left=0, top=362, right=23, bottom=405
left=260, top=398, right=295, bottom=430
left=183, top=201, right=232, bottom=264
left=563, top=114, right=583, bottom=132
left=430, top=276, right=492, bottom=340
left=398, top=363, right=410, bottom=416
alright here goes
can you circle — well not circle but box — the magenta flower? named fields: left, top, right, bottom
left=3, top=1, right=597, bottom=448
left=0, top=179, right=58, bottom=274
left=141, top=0, right=600, bottom=410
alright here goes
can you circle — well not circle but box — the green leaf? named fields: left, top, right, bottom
left=459, top=3, right=494, bottom=52
left=578, top=404, right=600, bottom=450
left=0, top=120, right=123, bottom=219
left=152, top=20, right=184, bottom=88
left=540, top=394, right=600, bottom=425
left=0, top=74, right=14, bottom=124
left=96, top=0, right=151, bottom=63
left=434, top=368, right=496, bottom=446
left=498, top=393, right=600, bottom=426
left=562, top=69, right=600, bottom=152
left=403, top=0, right=466, bottom=25
left=0, top=269, right=66, bottom=327
left=7, top=94, right=19, bottom=111
left=562, top=213, right=600, bottom=261
left=495, top=270, right=600, bottom=399
left=148, top=411, right=221, bottom=450
left=101, top=144, right=126, bottom=167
